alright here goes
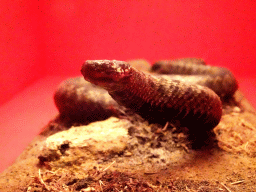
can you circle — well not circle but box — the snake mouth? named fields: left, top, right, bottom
left=81, top=60, right=132, bottom=86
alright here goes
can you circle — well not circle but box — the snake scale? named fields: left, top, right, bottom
left=54, top=58, right=238, bottom=131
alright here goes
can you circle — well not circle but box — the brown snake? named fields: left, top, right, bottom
left=54, top=59, right=238, bottom=131
left=54, top=77, right=123, bottom=122
left=151, top=59, right=238, bottom=99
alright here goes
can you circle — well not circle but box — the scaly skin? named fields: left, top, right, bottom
left=151, top=60, right=238, bottom=99
left=54, top=77, right=123, bottom=122
left=81, top=60, right=222, bottom=130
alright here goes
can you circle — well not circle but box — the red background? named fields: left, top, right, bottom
left=0, top=1, right=255, bottom=173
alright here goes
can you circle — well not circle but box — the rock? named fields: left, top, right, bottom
left=42, top=117, right=130, bottom=156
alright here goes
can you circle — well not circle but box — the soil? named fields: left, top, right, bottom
left=0, top=60, right=256, bottom=192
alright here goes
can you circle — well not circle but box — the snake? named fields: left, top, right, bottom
left=53, top=77, right=124, bottom=122
left=54, top=59, right=238, bottom=131
left=151, top=60, right=238, bottom=99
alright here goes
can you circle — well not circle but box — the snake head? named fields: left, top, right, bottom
left=81, top=60, right=132, bottom=88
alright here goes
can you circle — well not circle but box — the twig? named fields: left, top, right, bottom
left=99, top=180, right=104, bottom=192
left=162, top=122, right=169, bottom=131
left=230, top=180, right=244, bottom=185
left=103, top=160, right=116, bottom=172
left=95, top=161, right=116, bottom=180
left=38, top=169, right=50, bottom=191
left=220, top=182, right=232, bottom=192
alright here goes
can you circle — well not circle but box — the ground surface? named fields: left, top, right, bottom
left=0, top=61, right=256, bottom=191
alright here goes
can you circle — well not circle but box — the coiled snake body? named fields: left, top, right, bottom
left=54, top=59, right=238, bottom=131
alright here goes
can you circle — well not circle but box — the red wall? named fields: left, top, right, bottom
left=0, top=1, right=46, bottom=105
left=42, top=1, right=256, bottom=77
left=1, top=1, right=256, bottom=104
